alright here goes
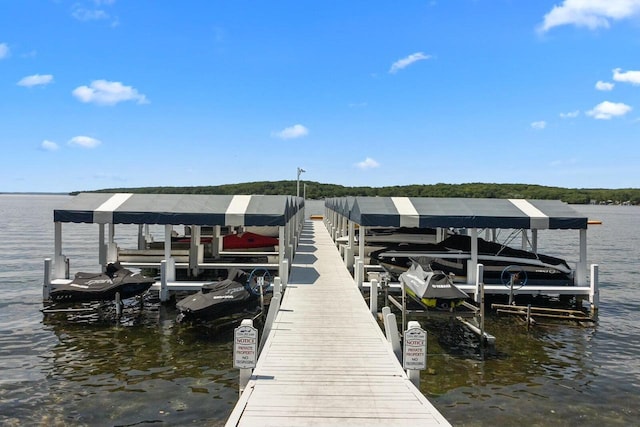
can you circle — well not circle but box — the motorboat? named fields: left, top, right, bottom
left=336, top=227, right=448, bottom=246
left=371, top=234, right=574, bottom=286
left=166, top=231, right=279, bottom=251
left=222, top=232, right=279, bottom=251
left=175, top=268, right=272, bottom=322
left=48, top=262, right=155, bottom=303
left=399, top=262, right=469, bottom=310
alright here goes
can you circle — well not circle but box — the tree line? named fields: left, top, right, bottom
left=74, top=181, right=640, bottom=205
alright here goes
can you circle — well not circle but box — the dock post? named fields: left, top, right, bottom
left=346, top=221, right=355, bottom=271
left=165, top=257, right=176, bottom=282
left=475, top=264, right=484, bottom=304
left=273, top=276, right=282, bottom=295
left=382, top=306, right=392, bottom=342
left=590, top=264, right=599, bottom=315
left=99, top=224, right=106, bottom=268
left=53, top=222, right=65, bottom=279
left=404, top=321, right=427, bottom=388
left=477, top=264, right=485, bottom=342
left=281, top=259, right=289, bottom=289
left=577, top=228, right=588, bottom=286
left=43, top=258, right=52, bottom=301
left=356, top=259, right=364, bottom=290
left=344, top=245, right=354, bottom=272
left=382, top=307, right=402, bottom=363
left=370, top=279, right=378, bottom=315
left=353, top=256, right=360, bottom=286
left=159, top=260, right=169, bottom=302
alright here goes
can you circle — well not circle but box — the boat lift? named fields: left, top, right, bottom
left=384, top=264, right=496, bottom=348
left=491, top=304, right=596, bottom=328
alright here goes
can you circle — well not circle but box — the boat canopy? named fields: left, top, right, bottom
left=54, top=193, right=302, bottom=227
left=326, top=196, right=587, bottom=230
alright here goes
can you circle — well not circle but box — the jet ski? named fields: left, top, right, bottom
left=48, top=262, right=155, bottom=303
left=399, top=262, right=469, bottom=310
left=175, top=268, right=271, bottom=322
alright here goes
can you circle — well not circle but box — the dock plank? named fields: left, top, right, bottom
left=225, top=220, right=451, bottom=427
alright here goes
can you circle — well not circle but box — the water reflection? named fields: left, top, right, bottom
left=36, top=302, right=240, bottom=426
left=423, top=313, right=633, bottom=426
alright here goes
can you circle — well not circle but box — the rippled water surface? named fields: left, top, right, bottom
left=0, top=195, right=638, bottom=426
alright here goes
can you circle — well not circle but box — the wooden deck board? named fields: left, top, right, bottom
left=225, top=220, right=451, bottom=427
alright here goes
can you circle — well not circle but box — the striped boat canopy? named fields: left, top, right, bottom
left=54, top=193, right=301, bottom=227
left=326, top=196, right=587, bottom=230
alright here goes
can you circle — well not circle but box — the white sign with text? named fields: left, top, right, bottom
left=403, top=326, right=427, bottom=370
left=234, top=324, right=258, bottom=369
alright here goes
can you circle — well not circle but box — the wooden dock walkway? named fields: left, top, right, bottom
left=225, top=219, right=451, bottom=426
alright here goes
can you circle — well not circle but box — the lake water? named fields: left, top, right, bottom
left=0, top=195, right=638, bottom=426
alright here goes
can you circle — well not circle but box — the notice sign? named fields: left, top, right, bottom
left=233, top=324, right=258, bottom=369
left=403, top=326, right=427, bottom=370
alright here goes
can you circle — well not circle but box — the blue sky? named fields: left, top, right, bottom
left=1, top=0, right=639, bottom=193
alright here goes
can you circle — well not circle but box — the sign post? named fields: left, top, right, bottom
left=403, top=321, right=427, bottom=387
left=234, top=319, right=258, bottom=394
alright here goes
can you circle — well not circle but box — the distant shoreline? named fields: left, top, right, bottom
left=0, top=192, right=69, bottom=195
left=2, top=181, right=640, bottom=206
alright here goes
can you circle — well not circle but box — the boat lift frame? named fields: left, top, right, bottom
left=384, top=264, right=496, bottom=347
left=44, top=193, right=307, bottom=304
left=324, top=196, right=600, bottom=315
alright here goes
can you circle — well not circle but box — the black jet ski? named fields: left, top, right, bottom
left=49, top=262, right=155, bottom=303
left=175, top=268, right=271, bottom=322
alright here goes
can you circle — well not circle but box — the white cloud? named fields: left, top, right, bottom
left=560, top=110, right=580, bottom=118
left=531, top=121, right=547, bottom=130
left=40, top=140, right=59, bottom=151
left=72, top=80, right=148, bottom=105
left=0, top=43, right=9, bottom=59
left=72, top=8, right=109, bottom=21
left=595, top=80, right=614, bottom=91
left=389, top=52, right=431, bottom=74
left=613, top=68, right=640, bottom=85
left=586, top=101, right=632, bottom=119
left=71, top=1, right=119, bottom=26
left=538, top=0, right=640, bottom=32
left=356, top=157, right=380, bottom=170
left=271, top=124, right=309, bottom=140
left=68, top=136, right=102, bottom=148
left=17, top=74, right=54, bottom=87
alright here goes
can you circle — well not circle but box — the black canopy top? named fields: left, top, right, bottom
left=54, top=193, right=302, bottom=227
left=326, top=196, right=587, bottom=230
